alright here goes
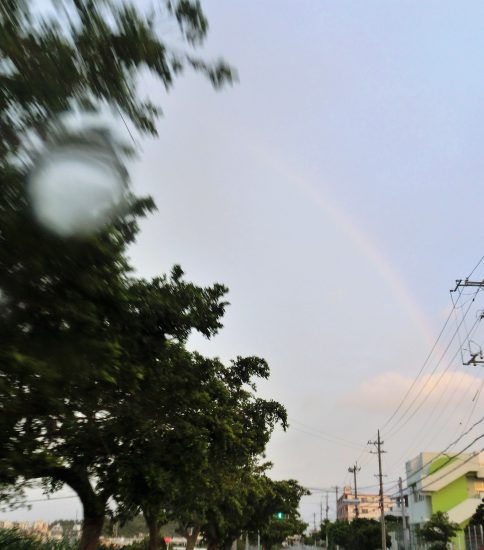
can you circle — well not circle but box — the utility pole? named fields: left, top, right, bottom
left=325, top=493, right=329, bottom=521
left=398, top=477, right=409, bottom=550
left=313, top=512, right=317, bottom=548
left=332, top=486, right=339, bottom=521
left=369, top=430, right=386, bottom=550
left=348, top=462, right=361, bottom=518
left=452, top=280, right=484, bottom=365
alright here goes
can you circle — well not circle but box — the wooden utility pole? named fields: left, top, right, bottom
left=369, top=430, right=386, bottom=550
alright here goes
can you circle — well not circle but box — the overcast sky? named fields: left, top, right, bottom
left=4, top=0, right=484, bottom=527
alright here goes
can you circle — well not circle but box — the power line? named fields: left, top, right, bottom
left=383, top=293, right=483, bottom=474
left=459, top=377, right=484, bottom=434
left=289, top=419, right=368, bottom=451
left=393, top=433, right=484, bottom=495
left=19, top=494, right=79, bottom=504
left=289, top=426, right=361, bottom=450
left=396, top=416, right=484, bottom=485
left=467, top=255, right=484, bottom=279
left=381, top=256, right=484, bottom=436
left=380, top=287, right=465, bottom=434
left=385, top=299, right=481, bottom=440
left=420, top=447, right=483, bottom=492
left=386, top=315, right=482, bottom=469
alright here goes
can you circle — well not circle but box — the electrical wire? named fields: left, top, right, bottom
left=420, top=446, right=483, bottom=491
left=387, top=325, right=481, bottom=468
left=289, top=418, right=367, bottom=450
left=396, top=416, right=484, bottom=486
left=380, top=286, right=465, bottom=434
left=459, top=377, right=484, bottom=434
left=382, top=310, right=483, bottom=475
left=405, top=433, right=484, bottom=489
left=381, top=255, right=484, bottom=437
left=384, top=295, right=481, bottom=440
left=290, top=426, right=369, bottom=452
left=14, top=494, right=79, bottom=505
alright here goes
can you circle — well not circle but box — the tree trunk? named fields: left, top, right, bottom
left=79, top=513, right=104, bottom=550
left=34, top=465, right=106, bottom=550
left=144, top=509, right=164, bottom=550
left=186, top=526, right=201, bottom=550
left=148, top=520, right=161, bottom=550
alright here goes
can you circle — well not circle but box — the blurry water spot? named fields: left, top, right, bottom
left=29, top=140, right=126, bottom=237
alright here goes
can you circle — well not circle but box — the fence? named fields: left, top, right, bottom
left=463, top=524, right=484, bottom=550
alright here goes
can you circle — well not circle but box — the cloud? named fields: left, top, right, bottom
left=342, top=370, right=482, bottom=414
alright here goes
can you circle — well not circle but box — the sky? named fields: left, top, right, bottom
left=4, top=0, right=484, bottom=528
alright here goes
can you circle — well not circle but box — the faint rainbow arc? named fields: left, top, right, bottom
left=240, top=137, right=435, bottom=347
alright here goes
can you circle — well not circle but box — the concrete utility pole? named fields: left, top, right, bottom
left=398, top=477, right=409, bottom=550
left=332, top=486, right=339, bottom=521
left=369, top=430, right=386, bottom=550
left=313, top=513, right=317, bottom=548
left=348, top=462, right=361, bottom=518
left=325, top=493, right=329, bottom=521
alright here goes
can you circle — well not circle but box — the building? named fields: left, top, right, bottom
left=337, top=485, right=394, bottom=521
left=49, top=523, right=64, bottom=540
left=406, top=451, right=484, bottom=527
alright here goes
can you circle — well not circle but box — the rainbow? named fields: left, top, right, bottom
left=237, top=133, right=435, bottom=347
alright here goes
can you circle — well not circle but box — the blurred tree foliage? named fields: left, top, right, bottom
left=0, top=4, right=304, bottom=550
left=0, top=0, right=235, bottom=164
left=0, top=528, right=77, bottom=549
left=0, top=2, right=235, bottom=550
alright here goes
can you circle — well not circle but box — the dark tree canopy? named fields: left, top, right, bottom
left=327, top=518, right=390, bottom=550
left=0, top=2, right=235, bottom=550
left=470, top=498, right=484, bottom=526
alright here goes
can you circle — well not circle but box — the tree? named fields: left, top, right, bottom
left=0, top=0, right=234, bottom=165
left=417, top=511, right=459, bottom=550
left=0, top=260, right=228, bottom=550
left=470, top=498, right=484, bottom=526
left=0, top=2, right=233, bottom=550
left=319, top=518, right=332, bottom=544
left=255, top=479, right=309, bottom=550
left=327, top=518, right=390, bottom=550
left=327, top=520, right=350, bottom=549
left=111, top=351, right=288, bottom=550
